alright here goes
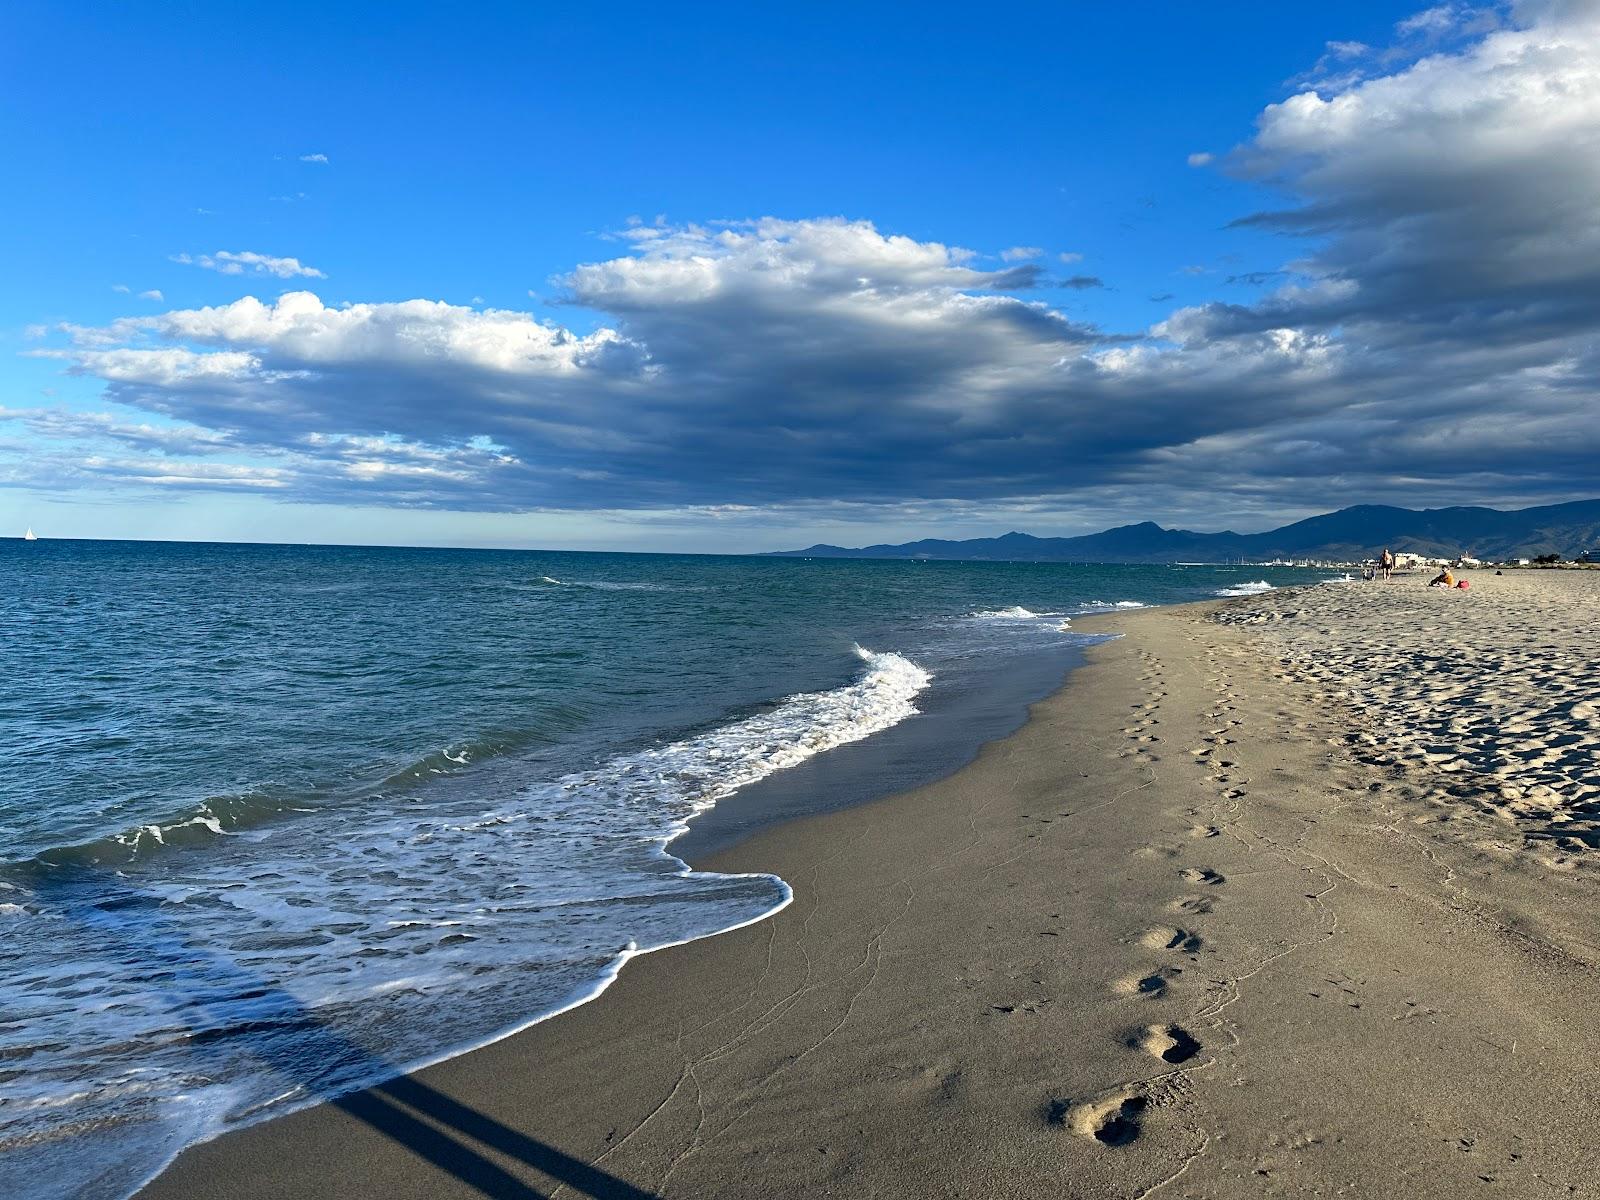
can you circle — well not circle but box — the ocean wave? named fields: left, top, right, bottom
left=1214, top=581, right=1275, bottom=597
left=0, top=646, right=929, bottom=1200
left=969, top=606, right=1044, bottom=619
left=528, top=575, right=694, bottom=593
left=18, top=736, right=536, bottom=871
left=1076, top=599, right=1147, bottom=610
left=466, top=645, right=932, bottom=842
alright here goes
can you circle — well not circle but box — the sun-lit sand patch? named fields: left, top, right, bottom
left=1215, top=571, right=1600, bottom=872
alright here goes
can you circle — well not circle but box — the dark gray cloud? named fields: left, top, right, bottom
left=14, top=8, right=1600, bottom=528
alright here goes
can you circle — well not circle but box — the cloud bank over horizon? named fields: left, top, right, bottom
left=11, top=2, right=1600, bottom=537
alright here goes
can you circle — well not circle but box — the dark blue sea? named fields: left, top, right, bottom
left=0, top=540, right=1334, bottom=1198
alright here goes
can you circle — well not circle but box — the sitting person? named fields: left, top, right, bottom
left=1429, top=567, right=1457, bottom=588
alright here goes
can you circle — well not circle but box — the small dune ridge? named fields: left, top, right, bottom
left=1215, top=571, right=1600, bottom=869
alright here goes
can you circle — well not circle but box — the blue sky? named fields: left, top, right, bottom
left=5, top=1, right=1598, bottom=550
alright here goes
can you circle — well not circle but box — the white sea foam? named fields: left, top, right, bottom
left=468, top=645, right=932, bottom=843
left=1214, top=580, right=1275, bottom=597
left=527, top=576, right=694, bottom=593
left=969, top=606, right=1042, bottom=619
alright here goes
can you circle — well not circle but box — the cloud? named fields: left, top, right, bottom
left=1224, top=271, right=1285, bottom=287
left=17, top=9, right=1600, bottom=528
left=1208, top=0, right=1600, bottom=346
left=139, top=289, right=164, bottom=302
left=1393, top=3, right=1501, bottom=39
left=111, top=284, right=130, bottom=294
left=1059, top=275, right=1105, bottom=289
left=173, top=250, right=325, bottom=279
left=299, top=153, right=329, bottom=163
left=1059, top=252, right=1084, bottom=264
left=1000, top=245, right=1043, bottom=261
left=1186, top=152, right=1213, bottom=167
left=1325, top=39, right=1370, bottom=57
left=0, top=405, right=237, bottom=455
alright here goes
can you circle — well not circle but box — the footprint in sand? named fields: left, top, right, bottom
left=1132, top=844, right=1181, bottom=860
left=1112, top=966, right=1182, bottom=998
left=1189, top=825, right=1221, bottom=838
left=1058, top=1090, right=1148, bottom=1146
left=1137, top=926, right=1203, bottom=952
left=1135, top=1024, right=1202, bottom=1064
left=1179, top=867, right=1225, bottom=886
left=1168, top=894, right=1215, bottom=915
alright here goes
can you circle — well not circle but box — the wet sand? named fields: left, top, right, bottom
left=140, top=574, right=1600, bottom=1199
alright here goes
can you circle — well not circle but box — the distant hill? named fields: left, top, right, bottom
left=768, top=499, right=1600, bottom=563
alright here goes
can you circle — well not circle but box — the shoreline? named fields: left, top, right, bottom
left=109, top=612, right=1104, bottom=1199
left=140, top=579, right=1599, bottom=1199
left=130, top=609, right=1128, bottom=1199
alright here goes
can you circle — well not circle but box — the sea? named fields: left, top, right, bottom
left=0, top=540, right=1335, bottom=1198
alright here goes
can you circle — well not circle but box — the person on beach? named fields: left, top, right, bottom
left=1379, top=547, right=1394, bottom=581
left=1428, top=566, right=1457, bottom=588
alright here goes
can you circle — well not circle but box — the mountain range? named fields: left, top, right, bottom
left=769, top=499, right=1600, bottom=564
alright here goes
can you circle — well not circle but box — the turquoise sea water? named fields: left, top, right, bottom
left=0, top=541, right=1334, bottom=1198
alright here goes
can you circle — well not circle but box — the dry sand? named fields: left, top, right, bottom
left=140, top=572, right=1600, bottom=1199
left=1216, top=569, right=1600, bottom=872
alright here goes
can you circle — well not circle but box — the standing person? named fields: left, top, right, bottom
left=1380, top=547, right=1394, bottom=581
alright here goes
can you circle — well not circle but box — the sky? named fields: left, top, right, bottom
left=4, top=0, right=1599, bottom=552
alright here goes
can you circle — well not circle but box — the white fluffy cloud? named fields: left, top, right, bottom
left=173, top=250, right=326, bottom=279
left=15, top=6, right=1600, bottom=524
left=1230, top=0, right=1600, bottom=322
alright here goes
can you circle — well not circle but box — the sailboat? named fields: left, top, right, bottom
left=23, top=527, right=36, bottom=541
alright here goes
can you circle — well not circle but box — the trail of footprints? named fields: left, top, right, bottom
left=1058, top=646, right=1243, bottom=1149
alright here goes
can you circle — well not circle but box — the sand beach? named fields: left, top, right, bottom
left=140, top=570, right=1600, bottom=1199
